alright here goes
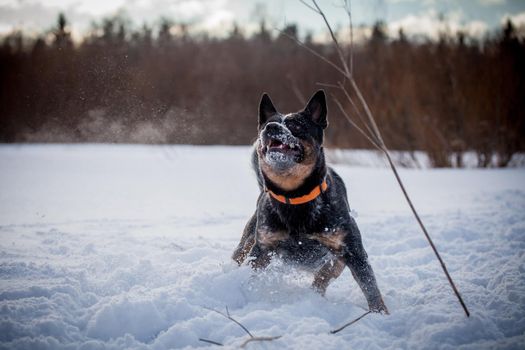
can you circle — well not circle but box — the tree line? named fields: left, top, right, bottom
left=0, top=14, right=523, bottom=167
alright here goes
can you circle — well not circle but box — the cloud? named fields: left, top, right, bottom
left=464, top=20, right=489, bottom=37
left=388, top=9, right=489, bottom=40
left=200, top=9, right=234, bottom=29
left=0, top=0, right=236, bottom=38
left=0, top=1, right=115, bottom=37
left=501, top=11, right=525, bottom=26
left=479, top=0, right=506, bottom=6
left=0, top=0, right=509, bottom=40
left=74, top=0, right=126, bottom=16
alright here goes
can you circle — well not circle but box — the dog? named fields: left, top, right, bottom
left=232, top=90, right=388, bottom=314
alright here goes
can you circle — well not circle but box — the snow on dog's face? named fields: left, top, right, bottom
left=256, top=90, right=328, bottom=191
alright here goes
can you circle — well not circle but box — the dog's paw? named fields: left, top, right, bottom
left=369, top=298, right=389, bottom=315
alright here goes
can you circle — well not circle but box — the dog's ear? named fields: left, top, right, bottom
left=259, top=93, right=277, bottom=126
left=304, top=90, right=328, bottom=129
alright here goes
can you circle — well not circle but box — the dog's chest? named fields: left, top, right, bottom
left=275, top=201, right=324, bottom=229
left=275, top=233, right=333, bottom=267
left=258, top=225, right=344, bottom=267
left=257, top=194, right=347, bottom=265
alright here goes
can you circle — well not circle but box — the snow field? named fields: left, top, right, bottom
left=0, top=145, right=524, bottom=349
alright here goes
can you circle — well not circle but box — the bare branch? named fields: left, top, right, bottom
left=381, top=149, right=471, bottom=317
left=275, top=27, right=347, bottom=76
left=201, top=301, right=369, bottom=347
left=309, top=0, right=351, bottom=77
left=204, top=306, right=254, bottom=338
left=199, top=338, right=224, bottom=346
left=202, top=306, right=283, bottom=347
left=330, top=311, right=371, bottom=334
left=343, top=0, right=354, bottom=76
left=349, top=79, right=385, bottom=146
left=316, top=82, right=340, bottom=89
left=240, top=335, right=283, bottom=348
left=338, top=82, right=378, bottom=143
left=288, top=74, right=306, bottom=104
left=319, top=81, right=379, bottom=145
left=299, top=0, right=320, bottom=13
left=332, top=96, right=382, bottom=150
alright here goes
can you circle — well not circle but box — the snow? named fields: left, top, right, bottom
left=0, top=144, right=524, bottom=349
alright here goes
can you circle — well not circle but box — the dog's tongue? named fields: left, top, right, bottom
left=269, top=140, right=289, bottom=149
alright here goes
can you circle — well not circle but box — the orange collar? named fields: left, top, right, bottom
left=266, top=179, right=328, bottom=205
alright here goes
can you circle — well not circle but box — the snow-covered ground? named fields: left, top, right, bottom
left=0, top=144, right=524, bottom=350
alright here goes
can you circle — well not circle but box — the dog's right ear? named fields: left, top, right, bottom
left=259, top=93, right=277, bottom=126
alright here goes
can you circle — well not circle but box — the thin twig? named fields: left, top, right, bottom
left=204, top=306, right=254, bottom=338
left=305, top=0, right=385, bottom=148
left=309, top=0, right=351, bottom=77
left=330, top=311, right=371, bottom=334
left=240, top=335, right=283, bottom=348
left=316, top=82, right=340, bottom=89
left=349, top=79, right=385, bottom=146
left=338, top=82, right=378, bottom=142
left=320, top=81, right=380, bottom=146
left=344, top=0, right=354, bottom=76
left=299, top=0, right=319, bottom=14
left=302, top=1, right=352, bottom=78
left=288, top=74, right=306, bottom=104
left=202, top=306, right=284, bottom=347
left=381, top=150, right=471, bottom=317
left=332, top=96, right=382, bottom=150
left=199, top=338, right=224, bottom=346
left=275, top=28, right=347, bottom=76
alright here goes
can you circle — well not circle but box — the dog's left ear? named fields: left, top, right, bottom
left=259, top=93, right=278, bottom=127
left=304, top=90, right=328, bottom=129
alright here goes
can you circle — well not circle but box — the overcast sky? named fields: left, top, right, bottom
left=1, top=0, right=524, bottom=40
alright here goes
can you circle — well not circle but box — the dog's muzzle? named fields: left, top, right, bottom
left=260, top=122, right=303, bottom=166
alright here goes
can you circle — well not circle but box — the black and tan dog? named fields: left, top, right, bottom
left=232, top=90, right=388, bottom=314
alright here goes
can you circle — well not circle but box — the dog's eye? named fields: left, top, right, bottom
left=285, top=120, right=302, bottom=134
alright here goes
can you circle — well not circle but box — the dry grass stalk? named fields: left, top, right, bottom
left=200, top=307, right=282, bottom=348
left=331, top=311, right=371, bottom=334
left=240, top=335, right=283, bottom=348
left=200, top=305, right=372, bottom=346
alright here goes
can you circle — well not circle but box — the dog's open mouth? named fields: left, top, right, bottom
left=265, top=137, right=301, bottom=155
left=262, top=136, right=303, bottom=166
left=268, top=139, right=296, bottom=151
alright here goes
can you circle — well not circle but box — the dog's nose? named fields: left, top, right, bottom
left=264, top=122, right=284, bottom=135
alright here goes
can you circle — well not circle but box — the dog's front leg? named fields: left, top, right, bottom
left=344, top=250, right=388, bottom=314
left=232, top=212, right=257, bottom=265
left=312, top=258, right=345, bottom=295
left=247, top=243, right=273, bottom=270
left=342, top=218, right=389, bottom=314
left=248, top=223, right=288, bottom=270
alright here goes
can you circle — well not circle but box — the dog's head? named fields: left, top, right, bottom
left=256, top=90, right=328, bottom=190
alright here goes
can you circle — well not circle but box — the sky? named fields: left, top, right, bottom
left=1, top=0, right=524, bottom=41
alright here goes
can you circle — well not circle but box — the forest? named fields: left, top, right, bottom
left=0, top=13, right=523, bottom=167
